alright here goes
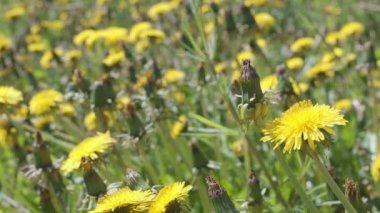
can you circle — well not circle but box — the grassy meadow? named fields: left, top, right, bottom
left=0, top=0, right=380, bottom=212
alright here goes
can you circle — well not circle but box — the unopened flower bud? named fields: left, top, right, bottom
left=206, top=176, right=238, bottom=213
left=81, top=157, right=107, bottom=198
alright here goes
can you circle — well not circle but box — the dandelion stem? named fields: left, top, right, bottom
left=274, top=149, right=319, bottom=213
left=309, top=150, right=357, bottom=213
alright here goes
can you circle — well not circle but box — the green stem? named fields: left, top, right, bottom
left=274, top=150, right=319, bottom=213
left=309, top=150, right=357, bottom=213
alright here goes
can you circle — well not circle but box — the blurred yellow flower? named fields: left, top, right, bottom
left=129, top=22, right=152, bottom=43
left=28, top=42, right=47, bottom=52
left=256, top=38, right=267, bottom=48
left=254, top=12, right=275, bottom=31
left=237, top=51, right=255, bottom=64
left=306, top=62, right=335, bottom=79
left=4, top=5, right=26, bottom=20
left=261, top=100, right=347, bottom=153
left=140, top=29, right=166, bottom=44
left=116, top=96, right=131, bottom=109
left=103, top=50, right=126, bottom=67
left=321, top=48, right=344, bottom=63
left=334, top=99, right=352, bottom=111
left=214, top=62, right=227, bottom=73
left=260, top=75, right=278, bottom=92
left=174, top=91, right=186, bottom=104
left=232, top=140, right=243, bottom=157
left=84, top=111, right=114, bottom=131
left=244, top=0, right=267, bottom=6
left=286, top=57, right=304, bottom=70
left=289, top=78, right=309, bottom=95
left=41, top=20, right=65, bottom=31
left=371, top=155, right=380, bottom=182
left=325, top=31, right=340, bottom=45
left=290, top=37, right=314, bottom=53
left=0, top=34, right=12, bottom=51
left=40, top=48, right=64, bottom=68
left=64, top=49, right=82, bottom=62
left=59, top=103, right=75, bottom=117
left=0, top=86, right=23, bottom=105
left=0, top=128, right=9, bottom=146
left=324, top=4, right=341, bottom=15
left=32, top=115, right=55, bottom=129
left=90, top=188, right=154, bottom=213
left=11, top=105, right=28, bottom=121
left=61, top=132, right=116, bottom=175
left=73, top=29, right=96, bottom=46
left=147, top=1, right=179, bottom=20
left=149, top=182, right=192, bottom=213
left=163, top=69, right=185, bottom=85
left=170, top=115, right=187, bottom=139
left=29, top=89, right=63, bottom=115
left=339, top=22, right=365, bottom=40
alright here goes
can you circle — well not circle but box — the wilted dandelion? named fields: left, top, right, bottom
left=261, top=100, right=347, bottom=153
left=60, top=132, right=116, bottom=175
left=149, top=182, right=192, bottom=213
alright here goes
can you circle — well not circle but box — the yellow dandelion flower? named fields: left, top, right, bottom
left=73, top=29, right=96, bottom=46
left=334, top=99, right=352, bottom=111
left=102, top=27, right=129, bottom=46
left=129, top=22, right=152, bottom=43
left=237, top=51, right=255, bottom=64
left=286, top=57, right=304, bottom=70
left=29, top=89, right=63, bottom=115
left=346, top=53, right=357, bottom=63
left=325, top=31, right=341, bottom=45
left=140, top=29, right=166, bottom=44
left=289, top=78, right=309, bottom=95
left=61, top=132, right=116, bottom=175
left=27, top=42, right=47, bottom=52
left=321, top=48, right=344, bottom=63
left=0, top=34, right=12, bottom=51
left=149, top=182, right=192, bottom=213
left=173, top=91, right=186, bottom=104
left=147, top=1, right=178, bottom=20
left=231, top=70, right=240, bottom=82
left=305, top=62, right=335, bottom=79
left=11, top=104, right=28, bottom=121
left=84, top=111, right=114, bottom=131
left=254, top=12, right=275, bottom=31
left=64, top=49, right=82, bottom=62
left=90, top=188, right=154, bottom=213
left=32, top=115, right=55, bottom=129
left=260, top=75, right=278, bottom=92
left=41, top=20, right=65, bottom=31
left=339, top=22, right=365, bottom=40
left=256, top=38, right=267, bottom=48
left=4, top=5, right=26, bottom=20
left=214, top=62, right=227, bottom=74
left=205, top=21, right=215, bottom=35
left=162, top=69, right=185, bottom=85
left=170, top=115, right=187, bottom=139
left=290, top=37, right=314, bottom=53
left=261, top=100, right=347, bottom=153
left=0, top=128, right=9, bottom=146
left=371, top=155, right=380, bottom=182
left=116, top=96, right=131, bottom=109
left=103, top=50, right=126, bottom=67
left=244, top=0, right=267, bottom=6
left=59, top=103, right=75, bottom=117
left=0, top=86, right=23, bottom=105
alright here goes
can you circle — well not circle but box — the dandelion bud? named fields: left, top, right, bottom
left=128, top=64, right=137, bottom=83
left=91, top=75, right=115, bottom=109
left=240, top=5, right=256, bottom=28
left=206, top=176, right=238, bottom=213
left=241, top=60, right=263, bottom=103
left=81, top=157, right=107, bottom=198
left=248, top=170, right=263, bottom=209
left=225, top=9, right=237, bottom=33
left=198, top=63, right=206, bottom=85
left=124, top=102, right=144, bottom=137
left=191, top=143, right=209, bottom=170
left=39, top=187, right=57, bottom=213
left=33, top=131, right=52, bottom=169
